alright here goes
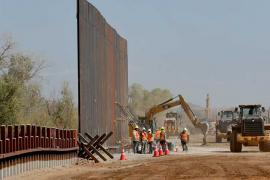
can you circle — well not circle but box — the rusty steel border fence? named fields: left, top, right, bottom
left=0, top=125, right=78, bottom=179
left=77, top=0, right=129, bottom=147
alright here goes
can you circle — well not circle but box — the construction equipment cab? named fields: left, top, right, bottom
left=230, top=104, right=270, bottom=152
left=164, top=112, right=179, bottom=137
left=216, top=110, right=235, bottom=143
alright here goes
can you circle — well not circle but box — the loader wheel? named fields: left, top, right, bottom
left=216, top=129, right=222, bottom=143
left=259, top=141, right=270, bottom=152
left=227, top=131, right=231, bottom=142
left=230, top=130, right=242, bottom=152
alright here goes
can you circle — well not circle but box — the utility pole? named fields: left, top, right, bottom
left=206, top=94, right=210, bottom=120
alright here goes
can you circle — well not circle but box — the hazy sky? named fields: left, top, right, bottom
left=1, top=0, right=270, bottom=108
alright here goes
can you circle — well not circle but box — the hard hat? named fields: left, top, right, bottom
left=183, top=127, right=187, bottom=131
left=160, top=127, right=165, bottom=130
left=134, top=125, right=139, bottom=129
left=148, top=129, right=151, bottom=132
left=143, top=127, right=146, bottom=131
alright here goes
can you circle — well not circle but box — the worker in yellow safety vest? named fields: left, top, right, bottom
left=132, top=125, right=140, bottom=153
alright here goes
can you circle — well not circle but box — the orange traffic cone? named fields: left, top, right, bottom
left=153, top=146, right=159, bottom=157
left=159, top=147, right=164, bottom=156
left=165, top=145, right=170, bottom=155
left=120, top=149, right=126, bottom=160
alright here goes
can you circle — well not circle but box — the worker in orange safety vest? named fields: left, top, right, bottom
left=160, top=127, right=166, bottom=152
left=154, top=128, right=161, bottom=148
left=180, top=128, right=189, bottom=151
left=147, top=129, right=154, bottom=154
left=132, top=125, right=140, bottom=153
left=141, top=127, right=148, bottom=154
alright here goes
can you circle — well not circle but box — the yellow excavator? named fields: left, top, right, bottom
left=116, top=95, right=209, bottom=145
left=141, top=95, right=209, bottom=145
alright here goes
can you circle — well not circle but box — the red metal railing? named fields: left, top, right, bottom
left=0, top=125, right=77, bottom=159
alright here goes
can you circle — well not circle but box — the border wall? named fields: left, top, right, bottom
left=77, top=0, right=129, bottom=146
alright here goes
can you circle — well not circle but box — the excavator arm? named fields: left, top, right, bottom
left=178, top=95, right=209, bottom=145
left=145, top=95, right=209, bottom=144
left=145, top=96, right=181, bottom=125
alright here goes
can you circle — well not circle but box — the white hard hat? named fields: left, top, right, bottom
left=183, top=128, right=187, bottom=131
left=148, top=129, right=151, bottom=132
left=143, top=127, right=146, bottom=131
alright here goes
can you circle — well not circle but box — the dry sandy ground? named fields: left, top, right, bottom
left=7, top=141, right=270, bottom=180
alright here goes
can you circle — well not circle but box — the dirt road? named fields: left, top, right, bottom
left=9, top=143, right=270, bottom=180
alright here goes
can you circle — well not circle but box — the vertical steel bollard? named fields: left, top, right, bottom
left=36, top=126, right=41, bottom=148
left=20, top=125, right=25, bottom=150
left=3, top=161, right=6, bottom=179
left=41, top=127, right=46, bottom=148
left=30, top=155, right=32, bottom=171
left=58, top=154, right=60, bottom=166
left=31, top=126, right=36, bottom=149
left=42, top=154, right=44, bottom=169
left=37, top=154, right=40, bottom=169
left=21, top=157, right=25, bottom=173
left=14, top=125, right=19, bottom=151
left=59, top=130, right=63, bottom=149
left=15, top=158, right=18, bottom=176
left=0, top=140, right=3, bottom=154
left=55, top=129, right=59, bottom=148
left=33, top=154, right=35, bottom=171
left=0, top=126, right=6, bottom=154
left=18, top=157, right=21, bottom=175
left=10, top=159, right=14, bottom=176
left=0, top=162, right=2, bottom=180
left=27, top=156, right=29, bottom=173
left=7, top=126, right=13, bottom=153
left=45, top=154, right=48, bottom=168
left=26, top=125, right=31, bottom=150
left=7, top=160, right=10, bottom=177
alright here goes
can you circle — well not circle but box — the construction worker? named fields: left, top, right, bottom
left=180, top=128, right=189, bottom=151
left=160, top=127, right=166, bottom=152
left=132, top=125, right=140, bottom=153
left=141, top=127, right=148, bottom=154
left=154, top=128, right=161, bottom=147
left=147, top=129, right=154, bottom=154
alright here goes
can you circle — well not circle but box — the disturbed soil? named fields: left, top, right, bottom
left=8, top=136, right=270, bottom=180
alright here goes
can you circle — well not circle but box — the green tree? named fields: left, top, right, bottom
left=128, top=83, right=147, bottom=116
left=0, top=78, right=19, bottom=124
left=0, top=36, right=78, bottom=128
left=128, top=83, right=173, bottom=117
left=49, top=82, right=77, bottom=129
left=0, top=36, right=44, bottom=125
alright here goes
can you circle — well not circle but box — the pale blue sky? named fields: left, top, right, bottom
left=1, top=0, right=270, bottom=107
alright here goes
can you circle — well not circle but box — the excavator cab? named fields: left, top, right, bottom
left=151, top=118, right=157, bottom=132
left=138, top=116, right=157, bottom=132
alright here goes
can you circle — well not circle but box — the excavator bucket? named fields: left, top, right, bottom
left=200, top=122, right=209, bottom=145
